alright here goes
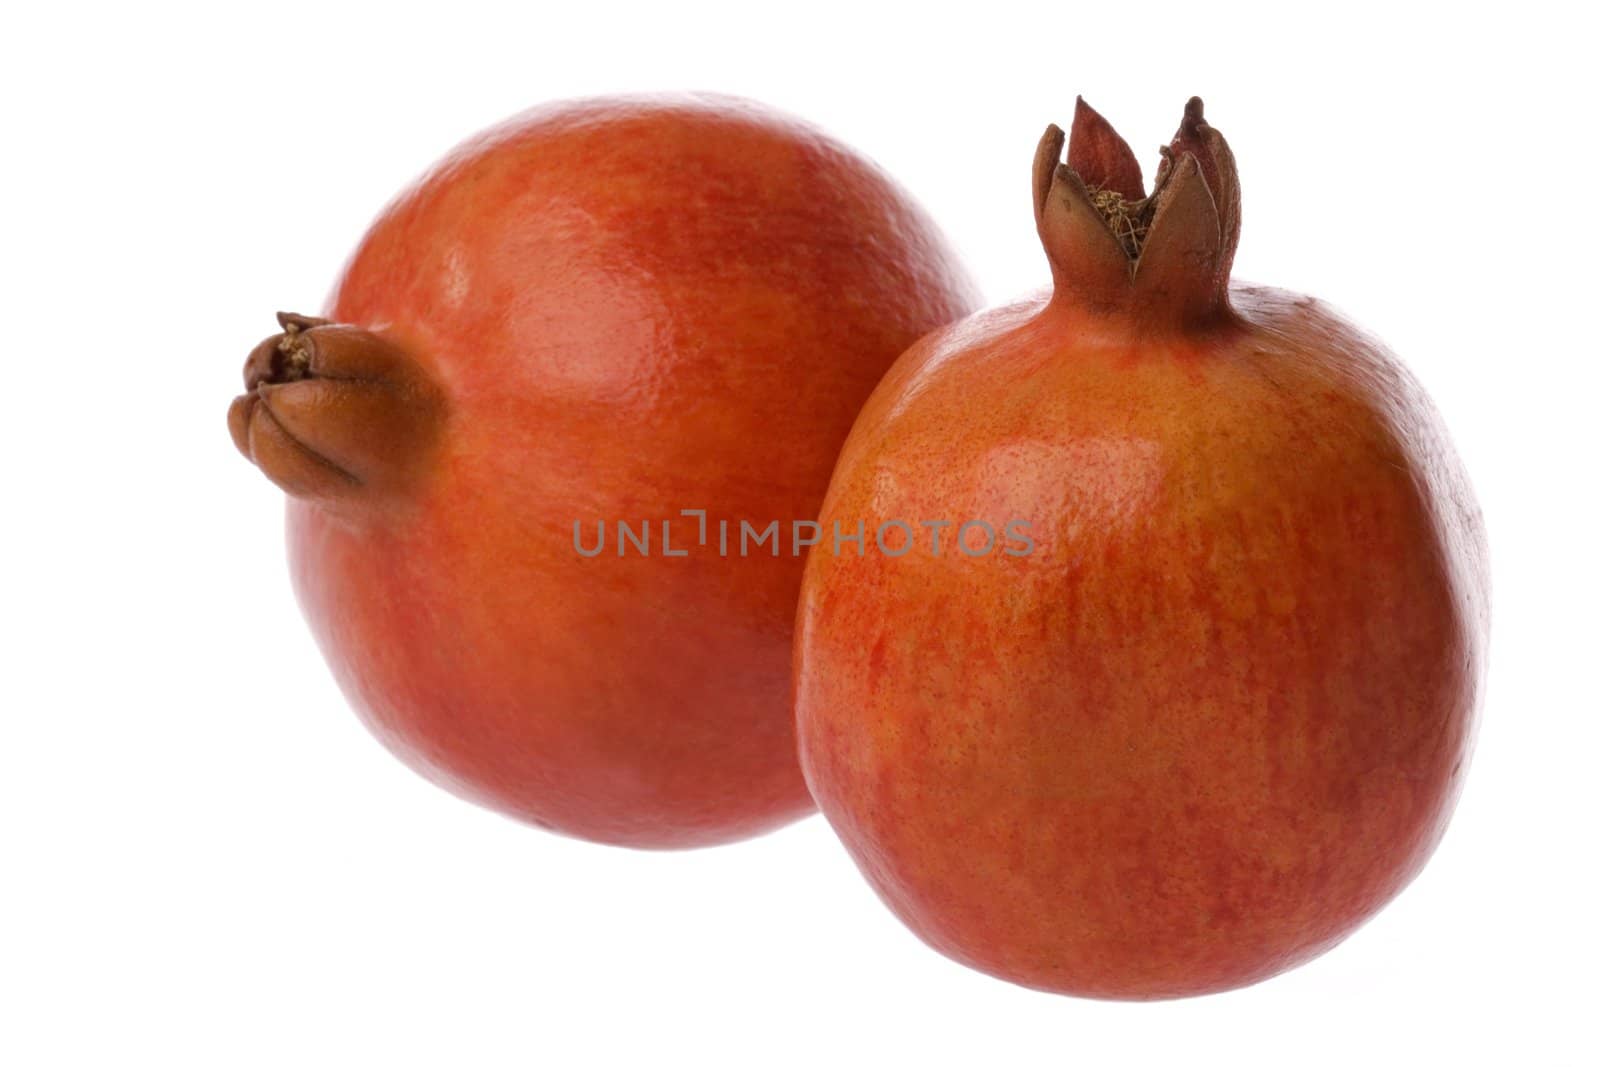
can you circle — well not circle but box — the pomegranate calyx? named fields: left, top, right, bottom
left=1035, top=96, right=1241, bottom=325
left=228, top=314, right=445, bottom=502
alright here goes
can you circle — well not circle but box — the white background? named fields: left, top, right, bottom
left=3, top=2, right=1596, bottom=1063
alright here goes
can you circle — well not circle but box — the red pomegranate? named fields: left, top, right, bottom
left=794, top=98, right=1488, bottom=996
left=228, top=95, right=979, bottom=848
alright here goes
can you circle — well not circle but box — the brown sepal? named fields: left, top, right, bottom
left=1153, top=97, right=1240, bottom=281
left=1133, top=154, right=1225, bottom=323
left=1067, top=97, right=1145, bottom=201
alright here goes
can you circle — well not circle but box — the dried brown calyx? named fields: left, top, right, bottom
left=1033, top=96, right=1241, bottom=326
left=228, top=312, right=445, bottom=502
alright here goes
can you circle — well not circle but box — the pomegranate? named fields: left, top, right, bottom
left=228, top=95, right=979, bottom=848
left=794, top=98, right=1488, bottom=997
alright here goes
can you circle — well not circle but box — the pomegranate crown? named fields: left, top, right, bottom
left=1033, top=96, right=1241, bottom=325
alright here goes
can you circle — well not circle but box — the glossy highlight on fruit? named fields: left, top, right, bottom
left=228, top=94, right=980, bottom=848
left=794, top=98, right=1488, bottom=997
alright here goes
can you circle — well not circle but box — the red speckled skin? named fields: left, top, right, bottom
left=291, top=95, right=979, bottom=848
left=794, top=286, right=1488, bottom=997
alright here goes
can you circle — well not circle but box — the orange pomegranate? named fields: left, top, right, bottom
left=228, top=95, right=979, bottom=848
left=794, top=99, right=1488, bottom=996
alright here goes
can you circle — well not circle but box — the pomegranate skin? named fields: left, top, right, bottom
left=280, top=96, right=979, bottom=848
left=794, top=284, right=1488, bottom=997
